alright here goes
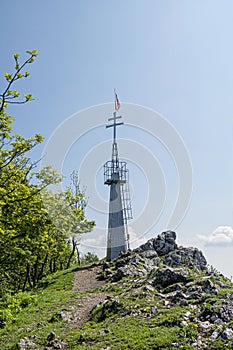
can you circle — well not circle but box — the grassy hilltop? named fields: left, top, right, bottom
left=0, top=231, right=233, bottom=350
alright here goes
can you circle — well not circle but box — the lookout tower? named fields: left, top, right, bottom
left=104, top=92, right=133, bottom=261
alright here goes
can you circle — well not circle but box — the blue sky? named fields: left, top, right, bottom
left=1, top=1, right=232, bottom=276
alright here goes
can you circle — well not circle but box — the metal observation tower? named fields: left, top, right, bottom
left=104, top=93, right=133, bottom=261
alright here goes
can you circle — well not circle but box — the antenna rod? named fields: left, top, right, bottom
left=113, top=111, right=116, bottom=142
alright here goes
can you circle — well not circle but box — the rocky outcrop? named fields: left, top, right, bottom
left=19, top=332, right=65, bottom=350
left=151, top=267, right=189, bottom=288
left=99, top=231, right=233, bottom=349
left=163, top=247, right=207, bottom=271
left=135, top=230, right=177, bottom=256
left=104, top=231, right=207, bottom=282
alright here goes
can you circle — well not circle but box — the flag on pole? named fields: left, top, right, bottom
left=115, top=91, right=121, bottom=112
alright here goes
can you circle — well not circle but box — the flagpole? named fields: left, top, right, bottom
left=114, top=88, right=116, bottom=113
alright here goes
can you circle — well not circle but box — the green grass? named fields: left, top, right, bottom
left=0, top=263, right=232, bottom=349
left=66, top=295, right=197, bottom=349
left=0, top=266, right=197, bottom=350
left=66, top=316, right=197, bottom=349
left=0, top=267, right=76, bottom=349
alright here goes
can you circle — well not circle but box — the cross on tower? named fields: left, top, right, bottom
left=106, top=111, right=124, bottom=144
left=106, top=111, right=124, bottom=170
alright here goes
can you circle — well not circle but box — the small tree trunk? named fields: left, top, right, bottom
left=76, top=246, right=81, bottom=266
left=22, top=263, right=33, bottom=291
left=66, top=237, right=77, bottom=269
left=53, top=258, right=56, bottom=273
left=38, top=253, right=48, bottom=281
left=49, top=259, right=53, bottom=273
left=32, top=256, right=39, bottom=287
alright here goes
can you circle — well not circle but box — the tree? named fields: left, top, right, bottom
left=81, top=252, right=99, bottom=265
left=64, top=170, right=95, bottom=268
left=0, top=51, right=95, bottom=294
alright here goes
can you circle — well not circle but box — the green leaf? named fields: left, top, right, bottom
left=13, top=90, right=20, bottom=97
left=4, top=72, right=12, bottom=81
left=35, top=134, right=44, bottom=143
left=31, top=49, right=38, bottom=56
left=26, top=49, right=38, bottom=57
left=16, top=73, right=23, bottom=79
left=24, top=71, right=30, bottom=78
left=24, top=94, right=34, bottom=101
left=14, top=53, right=19, bottom=60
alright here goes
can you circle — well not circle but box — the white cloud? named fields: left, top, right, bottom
left=78, top=225, right=146, bottom=258
left=128, top=226, right=146, bottom=250
left=79, top=228, right=106, bottom=258
left=198, top=226, right=233, bottom=246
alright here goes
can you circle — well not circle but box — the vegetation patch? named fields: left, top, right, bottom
left=0, top=267, right=75, bottom=349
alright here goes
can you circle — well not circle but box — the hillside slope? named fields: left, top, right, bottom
left=1, top=231, right=233, bottom=349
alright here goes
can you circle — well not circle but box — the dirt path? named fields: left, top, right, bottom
left=67, top=264, right=110, bottom=329
left=72, top=264, right=106, bottom=293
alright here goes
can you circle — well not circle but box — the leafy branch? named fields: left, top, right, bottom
left=0, top=50, right=38, bottom=112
